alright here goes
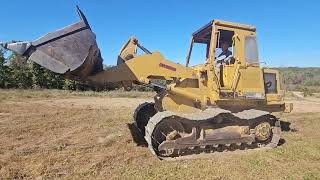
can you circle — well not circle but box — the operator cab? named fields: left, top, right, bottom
left=185, top=20, right=277, bottom=100
left=186, top=19, right=260, bottom=89
left=186, top=20, right=239, bottom=69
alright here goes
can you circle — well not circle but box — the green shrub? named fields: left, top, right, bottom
left=302, top=87, right=313, bottom=97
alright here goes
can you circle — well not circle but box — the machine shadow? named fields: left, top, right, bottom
left=278, top=120, right=298, bottom=146
left=127, top=123, right=148, bottom=147
left=280, top=120, right=291, bottom=132
left=278, top=138, right=286, bottom=146
left=280, top=120, right=298, bottom=132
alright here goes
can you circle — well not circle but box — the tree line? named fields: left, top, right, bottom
left=0, top=48, right=119, bottom=91
left=1, top=48, right=319, bottom=92
left=277, top=67, right=320, bottom=93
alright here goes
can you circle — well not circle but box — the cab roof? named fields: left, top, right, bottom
left=192, top=19, right=256, bottom=43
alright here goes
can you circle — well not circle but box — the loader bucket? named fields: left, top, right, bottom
left=1, top=6, right=103, bottom=80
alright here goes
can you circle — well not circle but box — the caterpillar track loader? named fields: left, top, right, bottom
left=1, top=6, right=293, bottom=159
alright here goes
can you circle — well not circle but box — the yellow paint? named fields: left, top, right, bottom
left=87, top=20, right=292, bottom=114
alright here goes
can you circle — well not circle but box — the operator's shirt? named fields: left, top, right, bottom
left=218, top=50, right=232, bottom=64
left=216, top=50, right=232, bottom=72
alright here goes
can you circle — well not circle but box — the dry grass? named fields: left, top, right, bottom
left=0, top=89, right=155, bottom=101
left=0, top=90, right=319, bottom=179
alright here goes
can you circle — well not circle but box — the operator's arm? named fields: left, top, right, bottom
left=216, top=50, right=232, bottom=64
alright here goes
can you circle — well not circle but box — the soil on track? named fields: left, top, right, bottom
left=0, top=90, right=319, bottom=179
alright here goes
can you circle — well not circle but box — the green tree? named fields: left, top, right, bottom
left=0, top=48, right=13, bottom=88
left=0, top=48, right=6, bottom=87
left=7, top=53, right=33, bottom=88
left=30, top=62, right=65, bottom=89
left=63, top=79, right=80, bottom=90
left=30, top=62, right=47, bottom=88
left=45, top=70, right=64, bottom=89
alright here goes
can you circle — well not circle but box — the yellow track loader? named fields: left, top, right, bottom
left=1, top=7, right=293, bottom=159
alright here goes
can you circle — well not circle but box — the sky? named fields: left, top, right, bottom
left=0, top=0, right=319, bottom=67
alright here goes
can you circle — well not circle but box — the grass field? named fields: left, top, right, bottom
left=0, top=89, right=319, bottom=179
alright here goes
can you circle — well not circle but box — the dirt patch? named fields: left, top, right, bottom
left=287, top=97, right=320, bottom=113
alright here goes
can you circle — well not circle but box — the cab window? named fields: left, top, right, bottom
left=188, top=42, right=209, bottom=66
left=215, top=29, right=235, bottom=64
left=245, top=36, right=259, bottom=64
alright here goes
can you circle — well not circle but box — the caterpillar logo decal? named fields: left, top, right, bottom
left=159, top=63, right=176, bottom=71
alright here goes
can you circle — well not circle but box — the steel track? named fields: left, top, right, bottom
left=143, top=109, right=281, bottom=160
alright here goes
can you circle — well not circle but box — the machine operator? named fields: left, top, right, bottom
left=216, top=40, right=233, bottom=65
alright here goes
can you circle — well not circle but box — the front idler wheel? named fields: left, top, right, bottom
left=255, top=122, right=272, bottom=142
left=151, top=118, right=184, bottom=157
